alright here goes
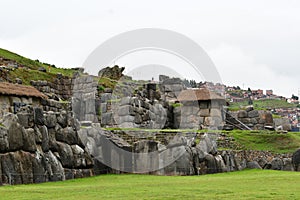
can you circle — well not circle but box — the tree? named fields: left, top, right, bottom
left=292, top=94, right=299, bottom=100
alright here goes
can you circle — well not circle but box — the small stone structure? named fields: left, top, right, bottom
left=0, top=82, right=47, bottom=119
left=175, top=88, right=226, bottom=129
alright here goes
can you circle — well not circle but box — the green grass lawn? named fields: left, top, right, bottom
left=227, top=130, right=300, bottom=153
left=229, top=99, right=297, bottom=111
left=0, top=170, right=299, bottom=199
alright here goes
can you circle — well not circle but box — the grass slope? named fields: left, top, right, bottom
left=229, top=99, right=297, bottom=111
left=0, top=48, right=76, bottom=84
left=227, top=130, right=300, bottom=153
left=0, top=170, right=300, bottom=199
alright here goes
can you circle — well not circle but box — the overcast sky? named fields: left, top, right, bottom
left=1, top=0, right=299, bottom=97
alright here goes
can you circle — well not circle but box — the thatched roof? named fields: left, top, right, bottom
left=0, top=82, right=47, bottom=99
left=177, top=88, right=224, bottom=101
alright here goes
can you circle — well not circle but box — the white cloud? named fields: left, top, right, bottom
left=208, top=43, right=298, bottom=97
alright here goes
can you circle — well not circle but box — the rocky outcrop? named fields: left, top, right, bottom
left=98, top=65, right=125, bottom=80
left=0, top=106, right=93, bottom=185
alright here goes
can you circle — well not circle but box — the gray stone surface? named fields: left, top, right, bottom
left=247, top=161, right=262, bottom=169
left=292, top=148, right=300, bottom=171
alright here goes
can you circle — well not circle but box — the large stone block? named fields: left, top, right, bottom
left=56, top=127, right=78, bottom=145
left=34, top=107, right=44, bottom=125
left=0, top=126, right=9, bottom=153
left=248, top=110, right=259, bottom=118
left=118, top=105, right=135, bottom=116
left=56, top=142, right=74, bottom=168
left=101, top=112, right=113, bottom=125
left=200, top=109, right=210, bottom=117
left=210, top=108, right=221, bottom=117
left=7, top=122, right=24, bottom=151
left=238, top=110, right=248, bottom=118
left=23, top=128, right=37, bottom=152
left=44, top=112, right=57, bottom=128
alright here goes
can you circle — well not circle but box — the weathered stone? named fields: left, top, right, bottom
left=44, top=151, right=65, bottom=181
left=260, top=111, right=273, bottom=125
left=34, top=107, right=44, bottom=125
left=210, top=108, right=221, bottom=117
left=23, top=128, right=37, bottom=152
left=7, top=122, right=24, bottom=151
left=100, top=103, right=107, bottom=114
left=0, top=126, right=9, bottom=153
left=56, top=142, right=74, bottom=168
left=118, top=105, right=135, bottom=116
left=199, top=109, right=210, bottom=117
left=247, top=161, right=262, bottom=169
left=118, top=116, right=135, bottom=124
left=238, top=110, right=248, bottom=118
left=282, top=158, right=293, bottom=171
left=101, top=112, right=113, bottom=125
left=248, top=110, right=259, bottom=118
left=292, top=149, right=300, bottom=171
left=44, top=112, right=57, bottom=128
left=269, top=158, right=283, bottom=170
left=57, top=111, right=68, bottom=128
left=198, top=133, right=217, bottom=155
left=100, top=93, right=112, bottom=103
left=17, top=113, right=30, bottom=128
left=40, top=125, right=49, bottom=152
left=56, top=127, right=78, bottom=145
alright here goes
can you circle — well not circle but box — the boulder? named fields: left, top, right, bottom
left=56, top=127, right=78, bottom=145
left=56, top=142, right=74, bottom=168
left=198, top=133, right=218, bottom=155
left=0, top=126, right=9, bottom=153
left=248, top=110, right=259, bottom=118
left=246, top=161, right=262, bottom=169
left=238, top=110, right=248, bottom=118
left=33, top=107, right=44, bottom=125
left=292, top=149, right=300, bottom=171
left=7, top=122, right=24, bottom=151
left=22, top=128, right=37, bottom=152
left=270, top=158, right=283, bottom=170
left=44, top=112, right=57, bottom=128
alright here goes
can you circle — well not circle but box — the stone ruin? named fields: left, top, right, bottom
left=0, top=65, right=299, bottom=185
left=0, top=107, right=93, bottom=185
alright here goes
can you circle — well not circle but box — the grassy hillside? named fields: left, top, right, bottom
left=0, top=170, right=299, bottom=199
left=0, top=48, right=76, bottom=84
left=229, top=98, right=297, bottom=111
left=226, top=130, right=300, bottom=153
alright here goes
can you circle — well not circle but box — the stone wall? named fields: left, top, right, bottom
left=227, top=107, right=274, bottom=130
left=174, top=100, right=225, bottom=130
left=72, top=75, right=98, bottom=122
left=0, top=106, right=93, bottom=185
left=30, top=74, right=73, bottom=101
left=159, top=75, right=185, bottom=102
left=0, top=95, right=41, bottom=119
left=100, top=96, right=168, bottom=129
left=78, top=127, right=295, bottom=176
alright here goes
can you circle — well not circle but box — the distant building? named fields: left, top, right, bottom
left=266, top=90, right=273, bottom=96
